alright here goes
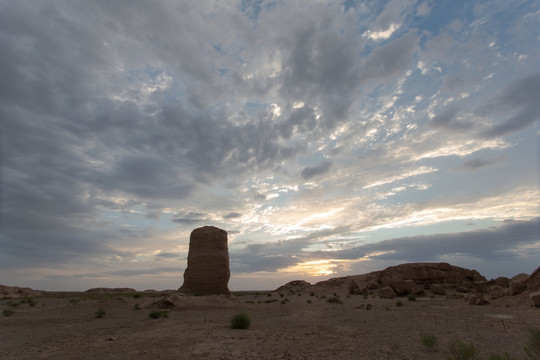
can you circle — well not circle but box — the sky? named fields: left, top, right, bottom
left=1, top=0, right=539, bottom=292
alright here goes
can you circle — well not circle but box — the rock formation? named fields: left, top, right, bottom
left=312, top=262, right=487, bottom=298
left=179, top=226, right=230, bottom=295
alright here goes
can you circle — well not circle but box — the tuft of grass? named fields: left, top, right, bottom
left=447, top=339, right=479, bottom=360
left=486, top=352, right=515, bottom=360
left=524, top=327, right=540, bottom=360
left=3, top=309, right=15, bottom=316
left=420, top=333, right=439, bottom=351
left=95, top=308, right=107, bottom=318
left=396, top=300, right=403, bottom=307
left=407, top=294, right=417, bottom=301
left=327, top=297, right=343, bottom=304
left=230, top=311, right=251, bottom=329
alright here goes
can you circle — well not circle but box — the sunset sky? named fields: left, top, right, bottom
left=1, top=0, right=539, bottom=291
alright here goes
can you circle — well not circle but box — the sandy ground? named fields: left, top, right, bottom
left=1, top=289, right=538, bottom=360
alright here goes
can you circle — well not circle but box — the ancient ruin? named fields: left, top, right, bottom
left=179, top=226, right=230, bottom=295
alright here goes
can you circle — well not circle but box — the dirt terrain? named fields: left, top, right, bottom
left=1, top=288, right=538, bottom=359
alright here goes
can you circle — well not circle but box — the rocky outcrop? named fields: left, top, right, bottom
left=179, top=226, right=230, bottom=295
left=314, top=262, right=485, bottom=298
left=0, top=285, right=41, bottom=298
left=275, top=280, right=311, bottom=293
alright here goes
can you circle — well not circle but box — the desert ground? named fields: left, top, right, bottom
left=1, top=287, right=538, bottom=360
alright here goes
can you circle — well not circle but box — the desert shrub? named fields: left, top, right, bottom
left=7, top=300, right=20, bottom=307
left=310, top=292, right=315, bottom=297
left=396, top=300, right=403, bottom=307
left=95, top=308, right=106, bottom=318
left=307, top=299, right=312, bottom=304
left=133, top=303, right=141, bottom=310
left=487, top=352, right=515, bottom=360
left=2, top=309, right=15, bottom=316
left=133, top=293, right=142, bottom=299
left=447, top=339, right=479, bottom=360
left=407, top=294, right=417, bottom=301
left=70, top=299, right=79, bottom=305
left=149, top=311, right=163, bottom=319
left=279, top=293, right=284, bottom=298
left=524, top=327, right=540, bottom=360
left=230, top=311, right=250, bottom=329
left=420, top=333, right=438, bottom=351
left=327, top=297, right=343, bottom=304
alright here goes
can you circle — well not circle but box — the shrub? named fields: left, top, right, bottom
left=70, top=299, right=79, bottom=305
left=149, top=311, right=163, bottom=319
left=310, top=292, right=315, bottom=297
left=524, top=327, right=540, bottom=360
left=230, top=311, right=250, bottom=329
left=420, top=333, right=438, bottom=351
left=307, top=299, right=312, bottom=304
left=396, top=300, right=403, bottom=307
left=2, top=309, right=15, bottom=316
left=407, top=294, right=417, bottom=301
left=133, top=293, right=142, bottom=299
left=327, top=297, right=343, bottom=304
left=95, top=308, right=106, bottom=318
left=133, top=303, right=141, bottom=310
left=447, top=339, right=479, bottom=360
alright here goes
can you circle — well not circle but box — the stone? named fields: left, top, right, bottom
left=179, top=226, right=230, bottom=295
left=379, top=286, right=396, bottom=299
left=430, top=283, right=446, bottom=295
left=510, top=279, right=527, bottom=295
left=469, top=293, right=489, bottom=306
left=494, top=276, right=510, bottom=287
left=526, top=266, right=540, bottom=291
left=489, top=285, right=505, bottom=300
left=529, top=291, right=540, bottom=307
left=391, top=279, right=424, bottom=295
left=473, top=281, right=489, bottom=293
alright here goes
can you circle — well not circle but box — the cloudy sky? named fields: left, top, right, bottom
left=1, top=0, right=539, bottom=291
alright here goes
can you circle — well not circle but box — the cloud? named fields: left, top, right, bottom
left=479, top=73, right=540, bottom=138
left=314, top=218, right=540, bottom=263
left=454, top=157, right=504, bottom=172
left=360, top=29, right=419, bottom=83
left=301, top=161, right=333, bottom=180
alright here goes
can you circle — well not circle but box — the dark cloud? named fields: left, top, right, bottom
left=454, top=157, right=504, bottom=172
left=223, top=212, right=243, bottom=219
left=479, top=73, right=540, bottom=138
left=429, top=106, right=473, bottom=131
left=301, top=161, right=333, bottom=180
left=172, top=212, right=209, bottom=225
left=360, top=29, right=419, bottom=83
